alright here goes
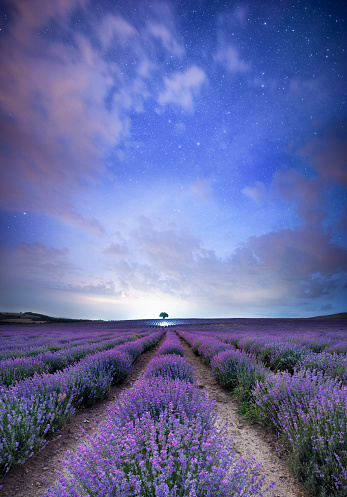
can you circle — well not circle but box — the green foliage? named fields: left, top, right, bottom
left=159, top=312, right=169, bottom=319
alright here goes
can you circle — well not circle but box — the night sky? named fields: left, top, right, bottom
left=0, top=0, right=346, bottom=320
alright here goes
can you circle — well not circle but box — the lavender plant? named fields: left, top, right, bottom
left=0, top=379, right=75, bottom=473
left=67, top=350, right=132, bottom=406
left=45, top=410, right=267, bottom=497
left=266, top=341, right=310, bottom=373
left=113, top=377, right=215, bottom=428
left=0, top=334, right=139, bottom=385
left=298, top=351, right=347, bottom=384
left=211, top=348, right=267, bottom=413
left=0, top=356, right=50, bottom=386
left=145, top=354, right=194, bottom=383
left=157, top=342, right=185, bottom=356
left=254, top=369, right=347, bottom=496
left=157, top=333, right=185, bottom=357
left=196, top=340, right=232, bottom=365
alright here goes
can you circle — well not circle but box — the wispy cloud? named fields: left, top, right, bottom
left=104, top=242, right=131, bottom=257
left=215, top=45, right=251, bottom=73
left=242, top=181, right=267, bottom=206
left=97, top=14, right=138, bottom=50
left=0, top=242, right=80, bottom=286
left=158, top=66, right=207, bottom=110
left=147, top=21, right=185, bottom=57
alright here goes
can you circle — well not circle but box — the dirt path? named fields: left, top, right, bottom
left=178, top=336, right=312, bottom=497
left=0, top=337, right=164, bottom=497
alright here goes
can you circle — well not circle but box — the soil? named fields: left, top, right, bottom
left=1, top=332, right=313, bottom=497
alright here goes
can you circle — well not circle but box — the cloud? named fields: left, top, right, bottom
left=158, top=66, right=206, bottom=110
left=271, top=168, right=322, bottom=226
left=215, top=45, right=250, bottom=73
left=97, top=14, right=138, bottom=50
left=2, top=208, right=346, bottom=316
left=321, top=303, right=333, bottom=311
left=242, top=181, right=266, bottom=206
left=0, top=0, right=205, bottom=232
left=189, top=180, right=213, bottom=203
left=0, top=242, right=80, bottom=287
left=104, top=242, right=131, bottom=257
left=131, top=217, right=203, bottom=275
left=6, top=0, right=89, bottom=35
left=58, top=281, right=122, bottom=297
left=147, top=21, right=185, bottom=57
left=245, top=227, right=347, bottom=281
left=299, top=124, right=347, bottom=187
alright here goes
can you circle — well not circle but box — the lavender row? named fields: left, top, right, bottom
left=0, top=330, right=163, bottom=475
left=0, top=329, right=150, bottom=361
left=183, top=325, right=347, bottom=384
left=0, top=323, right=154, bottom=358
left=0, top=333, right=149, bottom=386
left=0, top=333, right=113, bottom=359
left=221, top=334, right=347, bottom=384
left=180, top=320, right=347, bottom=353
left=176, top=330, right=269, bottom=416
left=0, top=329, right=116, bottom=356
left=156, top=329, right=185, bottom=357
left=191, top=330, right=316, bottom=374
left=45, top=331, right=271, bottom=496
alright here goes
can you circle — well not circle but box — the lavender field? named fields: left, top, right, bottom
left=0, top=316, right=346, bottom=496
left=176, top=316, right=347, bottom=497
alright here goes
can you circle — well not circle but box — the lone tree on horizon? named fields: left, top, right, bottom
left=159, top=312, right=169, bottom=319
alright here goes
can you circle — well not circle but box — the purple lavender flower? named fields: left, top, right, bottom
left=145, top=355, right=194, bottom=382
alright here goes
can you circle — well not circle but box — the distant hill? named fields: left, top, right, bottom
left=309, top=312, right=347, bottom=320
left=0, top=312, right=93, bottom=324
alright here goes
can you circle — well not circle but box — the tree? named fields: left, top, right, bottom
left=159, top=312, right=169, bottom=319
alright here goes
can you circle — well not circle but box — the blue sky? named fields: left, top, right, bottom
left=0, top=0, right=346, bottom=319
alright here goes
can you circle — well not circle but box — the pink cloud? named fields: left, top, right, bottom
left=271, top=168, right=323, bottom=226
left=8, top=0, right=89, bottom=35
left=299, top=129, right=347, bottom=186
left=242, top=181, right=266, bottom=206
left=269, top=127, right=347, bottom=232
left=249, top=226, right=347, bottom=275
